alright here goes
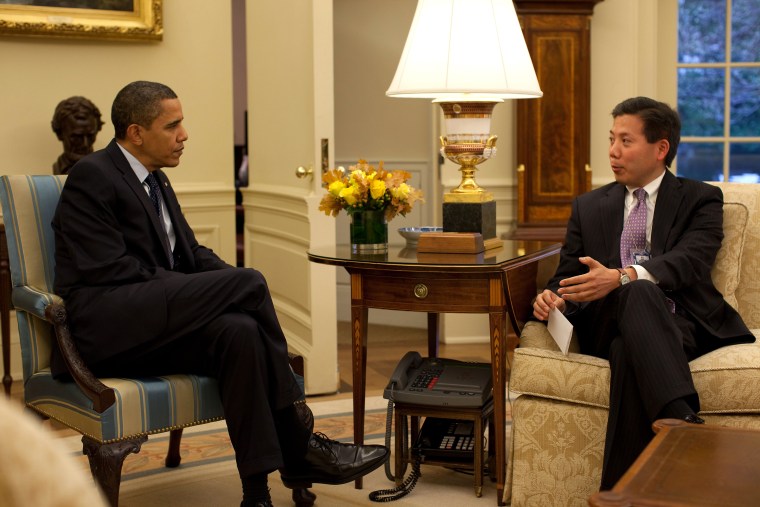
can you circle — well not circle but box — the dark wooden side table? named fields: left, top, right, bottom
left=589, top=419, right=760, bottom=506
left=308, top=240, right=561, bottom=505
left=1, top=224, right=12, bottom=396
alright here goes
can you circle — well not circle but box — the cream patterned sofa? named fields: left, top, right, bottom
left=506, top=182, right=760, bottom=506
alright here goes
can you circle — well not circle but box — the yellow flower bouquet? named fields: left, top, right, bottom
left=319, top=160, right=424, bottom=252
left=318, top=159, right=423, bottom=220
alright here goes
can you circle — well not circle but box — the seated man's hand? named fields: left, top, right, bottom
left=533, top=289, right=566, bottom=321
left=557, top=256, right=622, bottom=303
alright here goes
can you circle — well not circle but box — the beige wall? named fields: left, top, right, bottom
left=334, top=0, right=430, bottom=163
left=590, top=0, right=677, bottom=187
left=0, top=0, right=236, bottom=262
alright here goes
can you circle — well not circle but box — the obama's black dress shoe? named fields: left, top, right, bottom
left=684, top=414, right=705, bottom=424
left=280, top=433, right=389, bottom=488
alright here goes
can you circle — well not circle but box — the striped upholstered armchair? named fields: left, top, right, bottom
left=506, top=182, right=760, bottom=506
left=0, top=175, right=312, bottom=507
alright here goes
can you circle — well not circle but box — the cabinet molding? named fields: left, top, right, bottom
left=513, top=0, right=603, bottom=241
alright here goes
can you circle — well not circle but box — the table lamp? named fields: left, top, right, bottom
left=386, top=0, right=542, bottom=241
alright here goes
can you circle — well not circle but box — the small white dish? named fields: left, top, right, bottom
left=398, top=226, right=443, bottom=248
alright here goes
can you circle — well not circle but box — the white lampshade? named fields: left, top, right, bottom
left=386, top=0, right=542, bottom=100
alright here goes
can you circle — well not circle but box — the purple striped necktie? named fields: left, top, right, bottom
left=620, top=188, right=647, bottom=268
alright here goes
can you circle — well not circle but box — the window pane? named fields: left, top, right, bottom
left=729, top=143, right=760, bottom=182
left=732, top=0, right=760, bottom=62
left=678, top=0, right=725, bottom=63
left=677, top=142, right=724, bottom=181
left=678, top=68, right=725, bottom=136
left=730, top=68, right=760, bottom=137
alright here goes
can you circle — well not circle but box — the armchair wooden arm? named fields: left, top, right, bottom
left=44, top=301, right=115, bottom=413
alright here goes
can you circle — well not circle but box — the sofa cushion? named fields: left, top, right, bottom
left=690, top=339, right=760, bottom=413
left=710, top=183, right=760, bottom=329
left=712, top=201, right=748, bottom=310
left=24, top=370, right=224, bottom=443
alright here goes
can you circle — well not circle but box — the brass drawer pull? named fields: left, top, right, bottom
left=413, top=283, right=429, bottom=299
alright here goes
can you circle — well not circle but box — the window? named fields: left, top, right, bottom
left=676, top=0, right=760, bottom=182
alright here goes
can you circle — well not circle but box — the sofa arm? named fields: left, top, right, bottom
left=45, top=302, right=116, bottom=413
left=519, top=320, right=581, bottom=353
left=519, top=320, right=559, bottom=350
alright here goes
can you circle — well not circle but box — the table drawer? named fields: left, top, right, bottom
left=359, top=272, right=492, bottom=311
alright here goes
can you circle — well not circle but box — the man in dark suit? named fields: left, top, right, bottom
left=532, top=96, right=755, bottom=490
left=52, top=81, right=388, bottom=507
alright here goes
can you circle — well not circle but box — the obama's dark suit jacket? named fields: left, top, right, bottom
left=52, top=139, right=232, bottom=369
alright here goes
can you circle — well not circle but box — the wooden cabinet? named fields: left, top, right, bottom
left=512, top=0, right=603, bottom=241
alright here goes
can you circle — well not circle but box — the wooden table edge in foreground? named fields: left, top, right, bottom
left=308, top=240, right=561, bottom=505
left=589, top=418, right=760, bottom=507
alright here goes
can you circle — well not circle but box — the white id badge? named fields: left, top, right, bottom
left=633, top=250, right=651, bottom=264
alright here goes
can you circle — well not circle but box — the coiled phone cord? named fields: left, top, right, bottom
left=369, top=387, right=421, bottom=502
left=368, top=452, right=421, bottom=502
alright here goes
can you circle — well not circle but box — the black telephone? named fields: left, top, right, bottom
left=383, top=351, right=492, bottom=408
left=416, top=417, right=476, bottom=460
left=371, top=352, right=493, bottom=502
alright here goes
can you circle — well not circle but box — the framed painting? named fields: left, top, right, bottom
left=0, top=0, right=162, bottom=41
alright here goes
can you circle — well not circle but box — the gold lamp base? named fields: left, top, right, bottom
left=441, top=135, right=498, bottom=203
left=438, top=101, right=499, bottom=203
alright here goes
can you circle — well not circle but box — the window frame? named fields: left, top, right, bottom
left=675, top=0, right=760, bottom=181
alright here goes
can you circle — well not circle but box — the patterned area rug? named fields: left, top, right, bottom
left=61, top=396, right=512, bottom=506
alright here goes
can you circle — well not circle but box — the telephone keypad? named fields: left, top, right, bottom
left=410, top=366, right=443, bottom=390
left=439, top=435, right=474, bottom=452
left=417, top=418, right=478, bottom=459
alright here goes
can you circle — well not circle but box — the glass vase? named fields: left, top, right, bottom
left=350, top=209, right=388, bottom=253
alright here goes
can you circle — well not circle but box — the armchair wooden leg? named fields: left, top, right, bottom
left=165, top=428, right=183, bottom=468
left=82, top=434, right=147, bottom=507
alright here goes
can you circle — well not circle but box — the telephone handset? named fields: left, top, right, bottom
left=383, top=351, right=492, bottom=408
left=385, top=350, right=423, bottom=392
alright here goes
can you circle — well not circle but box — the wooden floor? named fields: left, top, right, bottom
left=7, top=322, right=496, bottom=424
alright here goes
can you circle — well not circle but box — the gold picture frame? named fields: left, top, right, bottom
left=0, top=1, right=162, bottom=41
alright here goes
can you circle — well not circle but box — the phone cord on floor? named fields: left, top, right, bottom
left=368, top=454, right=421, bottom=502
left=369, top=392, right=420, bottom=502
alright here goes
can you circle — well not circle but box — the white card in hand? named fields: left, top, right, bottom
left=547, top=306, right=573, bottom=355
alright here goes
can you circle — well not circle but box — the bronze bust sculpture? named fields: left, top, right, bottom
left=51, top=96, right=104, bottom=175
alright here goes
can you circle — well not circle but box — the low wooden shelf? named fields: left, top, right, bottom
left=393, top=399, right=496, bottom=498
